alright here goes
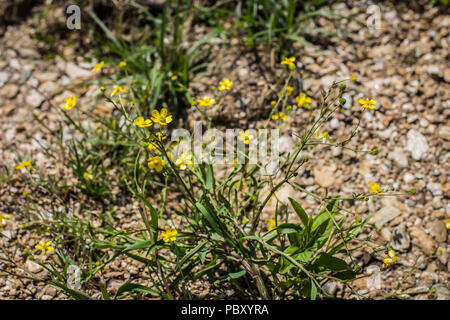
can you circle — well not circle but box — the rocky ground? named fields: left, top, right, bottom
left=0, top=1, right=448, bottom=299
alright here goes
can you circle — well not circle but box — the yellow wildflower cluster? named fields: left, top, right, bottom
left=286, top=86, right=293, bottom=96
left=281, top=57, right=296, bottom=69
left=267, top=217, right=279, bottom=231
left=148, top=156, right=165, bottom=172
left=111, top=85, right=128, bottom=97
left=83, top=172, right=93, bottom=180
left=358, top=98, right=376, bottom=109
left=238, top=130, right=254, bottom=145
left=161, top=228, right=178, bottom=243
left=197, top=96, right=215, bottom=107
left=272, top=112, right=289, bottom=122
left=218, top=78, right=233, bottom=91
left=119, top=61, right=127, bottom=68
left=383, top=250, right=399, bottom=268
left=175, top=152, right=194, bottom=170
left=134, top=117, right=152, bottom=128
left=35, top=240, right=54, bottom=255
left=296, top=93, right=312, bottom=108
left=444, top=219, right=450, bottom=230
left=316, top=132, right=332, bottom=142
left=62, top=96, right=76, bottom=110
left=16, top=159, right=32, bottom=170
left=91, top=61, right=104, bottom=72
left=151, top=108, right=173, bottom=126
left=368, top=181, right=381, bottom=194
left=0, top=213, right=11, bottom=226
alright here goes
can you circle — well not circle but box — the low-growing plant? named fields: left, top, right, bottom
left=1, top=55, right=415, bottom=300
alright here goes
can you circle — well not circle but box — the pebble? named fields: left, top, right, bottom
left=25, top=89, right=45, bottom=108
left=428, top=220, right=446, bottom=242
left=323, top=281, right=338, bottom=296
left=433, top=284, right=450, bottom=300
left=403, top=173, right=415, bottom=183
left=65, top=62, right=92, bottom=80
left=409, top=227, right=436, bottom=255
left=314, top=162, right=337, bottom=188
left=25, top=260, right=43, bottom=273
left=278, top=135, right=295, bottom=154
left=392, top=223, right=411, bottom=252
left=371, top=205, right=401, bottom=228
left=405, top=129, right=429, bottom=160
left=0, top=71, right=10, bottom=87
left=0, top=83, right=19, bottom=99
left=426, top=182, right=442, bottom=196
left=388, top=147, right=408, bottom=168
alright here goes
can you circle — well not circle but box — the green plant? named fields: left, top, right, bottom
left=3, top=57, right=414, bottom=300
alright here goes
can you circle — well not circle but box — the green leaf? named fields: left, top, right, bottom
left=115, top=283, right=159, bottom=298
left=136, top=194, right=159, bottom=241
left=289, top=197, right=309, bottom=227
left=195, top=201, right=221, bottom=235
left=206, top=164, right=215, bottom=193
left=123, top=240, right=159, bottom=252
left=310, top=280, right=317, bottom=300
left=100, top=285, right=111, bottom=300
left=312, top=252, right=348, bottom=272
left=334, top=270, right=358, bottom=281
left=276, top=223, right=302, bottom=234
left=177, top=240, right=208, bottom=270
left=229, top=270, right=247, bottom=279
left=214, top=269, right=247, bottom=284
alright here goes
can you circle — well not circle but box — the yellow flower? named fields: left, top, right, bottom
left=35, top=240, right=54, bottom=255
left=111, top=85, right=128, bottom=97
left=358, top=98, right=376, bottom=109
left=95, top=261, right=102, bottom=275
left=368, top=181, right=381, bottom=193
left=218, top=78, right=233, bottom=91
left=171, top=75, right=178, bottom=81
left=91, top=61, right=104, bottom=72
left=148, top=156, right=165, bottom=172
left=444, top=219, right=450, bottom=230
left=147, top=142, right=157, bottom=150
left=0, top=213, right=11, bottom=226
left=175, top=152, right=194, bottom=170
left=350, top=76, right=357, bottom=82
left=151, top=108, right=173, bottom=126
left=238, top=130, right=254, bottom=145
left=272, top=112, right=288, bottom=122
left=161, top=228, right=178, bottom=243
left=286, top=86, right=293, bottom=96
left=270, top=101, right=276, bottom=106
left=242, top=218, right=249, bottom=225
left=281, top=57, right=296, bottom=69
left=316, top=132, right=329, bottom=139
left=296, top=93, right=312, bottom=108
left=383, top=258, right=392, bottom=268
left=119, top=61, right=127, bottom=68
left=384, top=250, right=399, bottom=268
left=316, top=132, right=332, bottom=142
left=134, top=116, right=152, bottom=128
left=16, top=159, right=32, bottom=170
left=156, top=131, right=167, bottom=141
left=197, top=96, right=215, bottom=107
left=267, top=217, right=279, bottom=231
left=83, top=172, right=93, bottom=180
left=62, top=96, right=76, bottom=110
left=388, top=250, right=396, bottom=258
